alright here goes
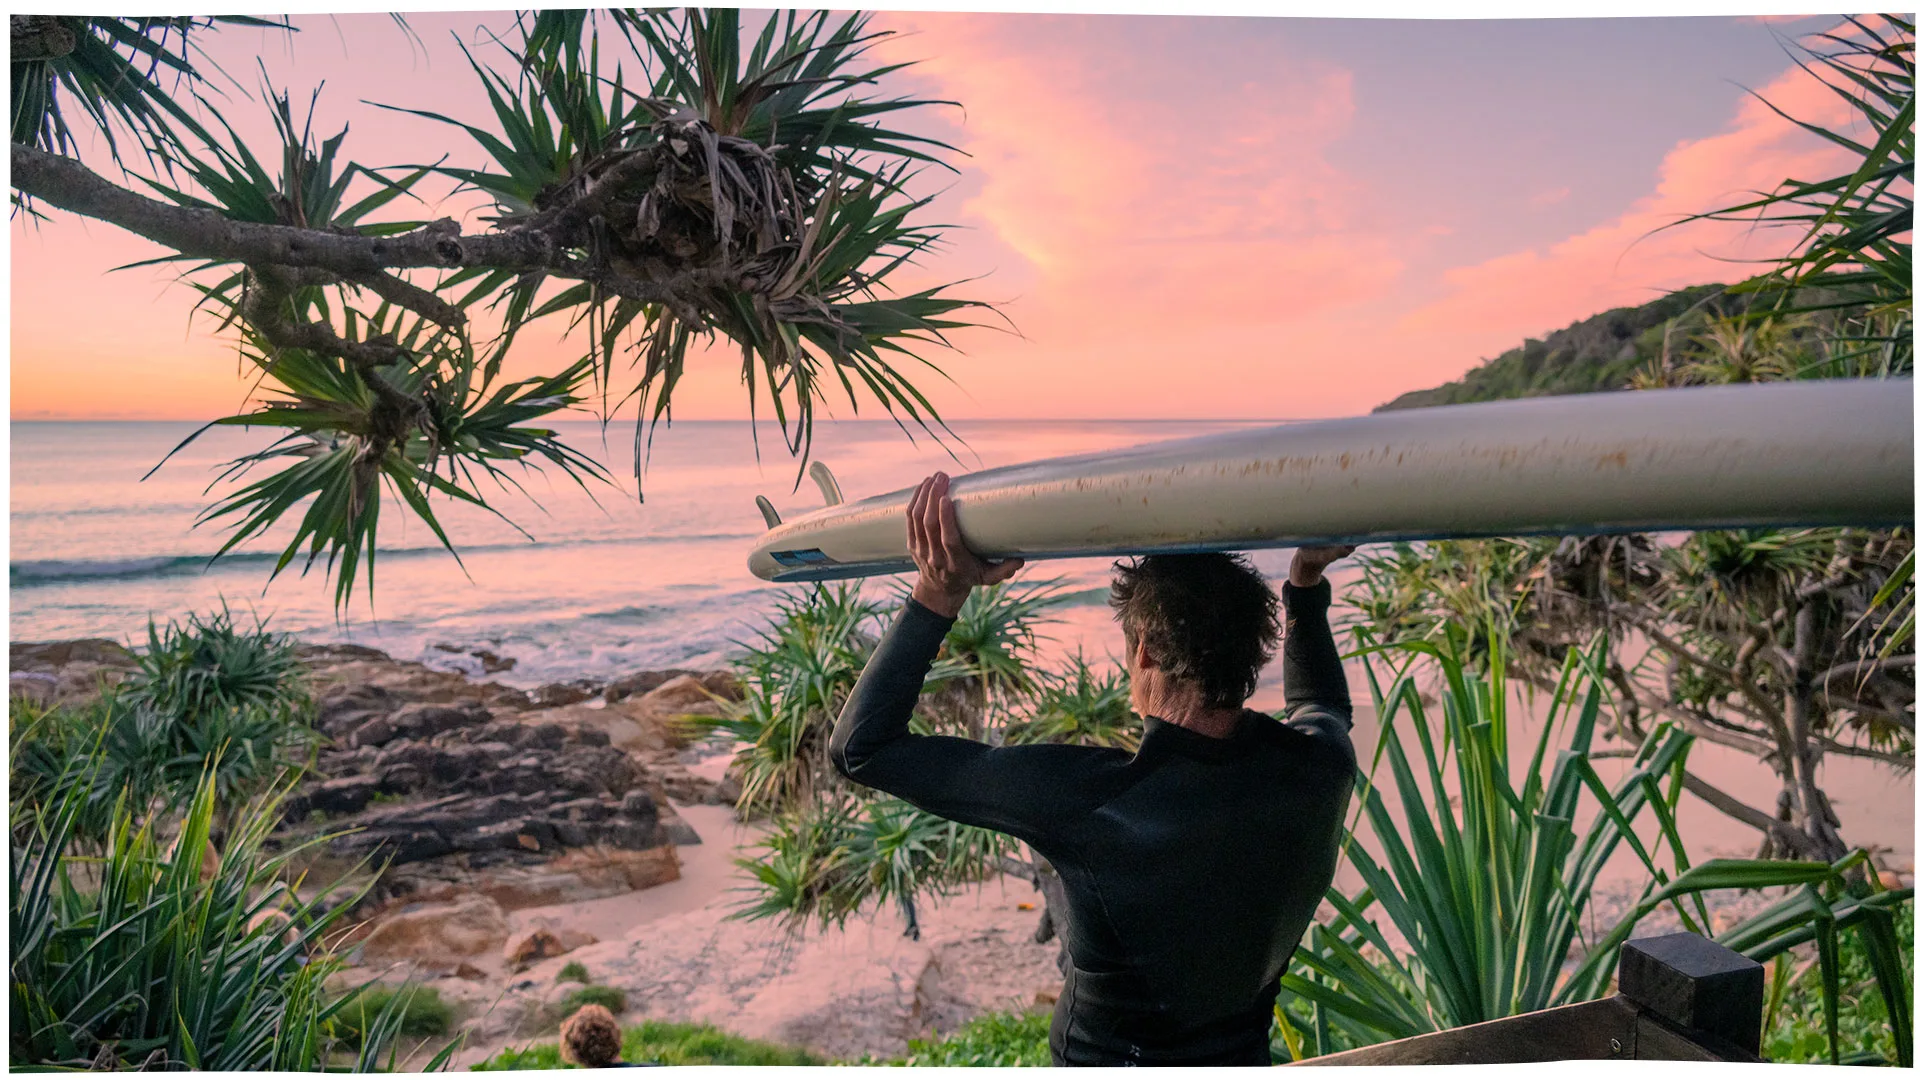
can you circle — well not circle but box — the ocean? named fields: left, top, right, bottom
left=9, top=418, right=1292, bottom=687
left=10, top=417, right=1911, bottom=866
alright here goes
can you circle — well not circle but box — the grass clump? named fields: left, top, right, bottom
left=473, top=1019, right=821, bottom=1068
left=331, top=985, right=454, bottom=1049
left=857, top=1008, right=1053, bottom=1066
left=560, top=985, right=628, bottom=1016
left=555, top=961, right=591, bottom=985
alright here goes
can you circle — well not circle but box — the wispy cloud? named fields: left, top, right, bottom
left=1384, top=59, right=1852, bottom=388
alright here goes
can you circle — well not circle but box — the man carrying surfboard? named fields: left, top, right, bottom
left=831, top=471, right=1358, bottom=1067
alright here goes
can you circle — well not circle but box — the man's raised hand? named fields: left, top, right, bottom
left=1289, top=544, right=1357, bottom=589
left=907, top=472, right=1025, bottom=617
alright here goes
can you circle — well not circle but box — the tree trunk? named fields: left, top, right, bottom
left=1782, top=601, right=1849, bottom=862
left=965, top=678, right=988, bottom=743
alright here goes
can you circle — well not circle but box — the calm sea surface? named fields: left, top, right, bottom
left=10, top=418, right=1291, bottom=682
left=10, top=418, right=1911, bottom=867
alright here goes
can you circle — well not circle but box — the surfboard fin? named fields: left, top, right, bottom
left=755, top=495, right=781, bottom=529
left=809, top=461, right=844, bottom=506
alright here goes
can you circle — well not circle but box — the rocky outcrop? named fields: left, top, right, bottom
left=269, top=646, right=747, bottom=959
left=286, top=681, right=699, bottom=879
left=603, top=668, right=699, bottom=703
left=357, top=895, right=511, bottom=973
left=604, top=668, right=742, bottom=705
left=9, top=638, right=137, bottom=707
left=296, top=643, right=533, bottom=711
left=502, top=924, right=598, bottom=971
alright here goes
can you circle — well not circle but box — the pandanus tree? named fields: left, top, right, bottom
left=10, top=10, right=989, bottom=608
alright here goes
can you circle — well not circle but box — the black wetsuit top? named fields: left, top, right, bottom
left=829, top=579, right=1356, bottom=1067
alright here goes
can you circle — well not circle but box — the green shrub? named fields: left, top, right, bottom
left=1003, top=651, right=1136, bottom=751
left=124, top=605, right=309, bottom=725
left=9, top=756, right=442, bottom=1071
left=473, top=1019, right=820, bottom=1068
left=555, top=961, right=591, bottom=985
left=331, top=985, right=455, bottom=1049
left=880, top=1009, right=1053, bottom=1066
left=560, top=985, right=628, bottom=1016
left=10, top=606, right=314, bottom=843
left=720, top=582, right=1058, bottom=938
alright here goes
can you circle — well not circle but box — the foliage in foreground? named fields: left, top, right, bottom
left=9, top=606, right=315, bottom=843
left=1275, top=632, right=1913, bottom=1065
left=472, top=1019, right=821, bottom=1068
left=8, top=758, right=446, bottom=1071
left=1350, top=528, right=1912, bottom=863
left=735, top=791, right=1013, bottom=939
left=1765, top=907, right=1916, bottom=1064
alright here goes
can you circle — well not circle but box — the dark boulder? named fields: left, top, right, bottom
left=530, top=680, right=601, bottom=707
left=511, top=723, right=568, bottom=751
left=552, top=797, right=615, bottom=823
left=302, top=775, right=380, bottom=817
left=603, top=668, right=698, bottom=703
left=316, top=683, right=403, bottom=737
left=620, top=789, right=657, bottom=819
left=352, top=701, right=488, bottom=748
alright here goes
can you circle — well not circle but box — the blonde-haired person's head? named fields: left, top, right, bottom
left=559, top=1004, right=624, bottom=1068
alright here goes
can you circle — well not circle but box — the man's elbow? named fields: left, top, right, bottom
left=826, top=716, right=863, bottom=781
left=828, top=737, right=855, bottom=781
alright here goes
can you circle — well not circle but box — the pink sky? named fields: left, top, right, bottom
left=9, top=11, right=1860, bottom=421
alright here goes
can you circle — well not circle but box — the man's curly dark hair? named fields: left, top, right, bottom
left=1108, top=553, right=1281, bottom=709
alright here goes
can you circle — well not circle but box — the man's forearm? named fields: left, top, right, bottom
left=1281, top=579, right=1350, bottom=713
left=829, top=597, right=956, bottom=780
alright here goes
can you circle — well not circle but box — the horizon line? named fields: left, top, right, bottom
left=10, top=415, right=1327, bottom=425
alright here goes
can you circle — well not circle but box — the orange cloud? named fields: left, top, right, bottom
left=871, top=13, right=1407, bottom=349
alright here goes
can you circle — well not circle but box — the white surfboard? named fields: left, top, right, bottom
left=747, top=380, right=1914, bottom=583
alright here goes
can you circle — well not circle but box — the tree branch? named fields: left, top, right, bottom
left=12, top=142, right=555, bottom=272
left=1678, top=771, right=1825, bottom=859
left=1818, top=654, right=1916, bottom=688
left=281, top=266, right=468, bottom=331
left=1819, top=691, right=1916, bottom=732
left=1814, top=733, right=1914, bottom=767
left=243, top=265, right=434, bottom=454
left=1613, top=605, right=1740, bottom=683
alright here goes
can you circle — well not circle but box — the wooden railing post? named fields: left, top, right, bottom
left=1617, top=932, right=1765, bottom=1059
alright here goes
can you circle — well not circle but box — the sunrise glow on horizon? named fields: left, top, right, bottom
left=8, top=10, right=1864, bottom=422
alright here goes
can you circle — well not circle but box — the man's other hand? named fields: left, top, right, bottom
left=1289, top=544, right=1357, bottom=589
left=907, top=472, right=1025, bottom=617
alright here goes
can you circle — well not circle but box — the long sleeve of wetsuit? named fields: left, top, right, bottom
left=1280, top=579, right=1354, bottom=738
left=829, top=597, right=1094, bottom=848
